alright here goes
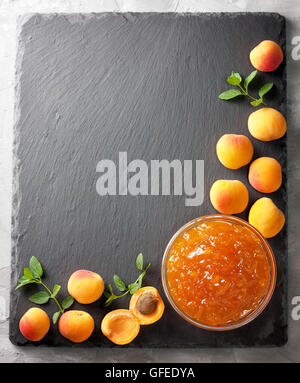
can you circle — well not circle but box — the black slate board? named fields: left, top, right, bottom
left=10, top=12, right=287, bottom=347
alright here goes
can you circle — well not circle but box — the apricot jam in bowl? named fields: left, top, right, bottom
left=161, top=215, right=276, bottom=331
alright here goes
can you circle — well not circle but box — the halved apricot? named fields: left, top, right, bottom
left=129, top=287, right=165, bottom=325
left=101, top=309, right=140, bottom=345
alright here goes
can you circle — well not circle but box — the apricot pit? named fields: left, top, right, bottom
left=137, top=293, right=158, bottom=315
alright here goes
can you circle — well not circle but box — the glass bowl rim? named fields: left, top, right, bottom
left=161, top=214, right=277, bottom=331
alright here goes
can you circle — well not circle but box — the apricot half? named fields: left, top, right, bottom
left=248, top=157, right=282, bottom=193
left=216, top=134, right=254, bottom=169
left=250, top=40, right=283, bottom=72
left=210, top=180, right=249, bottom=214
left=101, top=309, right=140, bottom=345
left=129, top=287, right=165, bottom=325
left=249, top=197, right=285, bottom=238
left=248, top=108, right=286, bottom=141
left=68, top=269, right=104, bottom=304
left=58, top=310, right=94, bottom=343
left=19, top=307, right=50, bottom=342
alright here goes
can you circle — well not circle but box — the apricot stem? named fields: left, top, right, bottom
left=114, top=291, right=130, bottom=300
left=38, top=279, right=64, bottom=313
left=237, top=84, right=267, bottom=106
left=104, top=263, right=151, bottom=306
left=104, top=290, right=129, bottom=307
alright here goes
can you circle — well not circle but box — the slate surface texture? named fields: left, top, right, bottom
left=10, top=12, right=287, bottom=347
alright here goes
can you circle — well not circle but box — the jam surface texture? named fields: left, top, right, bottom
left=166, top=220, right=271, bottom=326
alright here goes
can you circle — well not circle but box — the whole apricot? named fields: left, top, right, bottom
left=249, top=197, right=285, bottom=238
left=209, top=180, right=249, bottom=214
left=248, top=108, right=286, bottom=141
left=68, top=270, right=104, bottom=304
left=101, top=309, right=140, bottom=345
left=248, top=157, right=282, bottom=193
left=250, top=40, right=283, bottom=72
left=216, top=134, right=254, bottom=169
left=19, top=307, right=50, bottom=342
left=58, top=310, right=94, bottom=343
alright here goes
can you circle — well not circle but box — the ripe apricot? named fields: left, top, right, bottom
left=249, top=197, right=285, bottom=238
left=101, top=309, right=140, bottom=345
left=19, top=307, right=50, bottom=342
left=67, top=269, right=104, bottom=304
left=248, top=108, right=286, bottom=141
left=248, top=157, right=282, bottom=193
left=129, top=287, right=165, bottom=325
left=216, top=134, right=254, bottom=169
left=250, top=40, right=283, bottom=72
left=58, top=310, right=94, bottom=343
left=209, top=180, right=249, bottom=214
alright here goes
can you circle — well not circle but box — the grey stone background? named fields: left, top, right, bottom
left=0, top=0, right=299, bottom=363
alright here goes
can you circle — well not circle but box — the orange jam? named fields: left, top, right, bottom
left=166, top=220, right=271, bottom=326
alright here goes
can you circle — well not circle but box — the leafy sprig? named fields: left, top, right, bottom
left=104, top=253, right=150, bottom=307
left=218, top=71, right=273, bottom=107
left=15, top=256, right=74, bottom=324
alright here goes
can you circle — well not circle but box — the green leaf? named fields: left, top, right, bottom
left=61, top=296, right=74, bottom=310
left=136, top=253, right=143, bottom=271
left=258, top=83, right=273, bottom=98
left=226, top=72, right=242, bottom=86
left=218, top=89, right=242, bottom=100
left=15, top=280, right=35, bottom=290
left=29, top=256, right=43, bottom=278
left=244, top=70, right=257, bottom=90
left=15, top=275, right=37, bottom=290
left=52, top=284, right=61, bottom=297
left=113, top=275, right=126, bottom=292
left=52, top=311, right=61, bottom=324
left=128, top=279, right=142, bottom=295
left=128, top=262, right=151, bottom=295
left=17, top=275, right=31, bottom=284
left=29, top=291, right=50, bottom=304
left=103, top=258, right=151, bottom=306
left=23, top=267, right=33, bottom=280
left=250, top=99, right=263, bottom=107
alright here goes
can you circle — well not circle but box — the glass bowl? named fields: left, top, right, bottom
left=161, top=214, right=277, bottom=331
